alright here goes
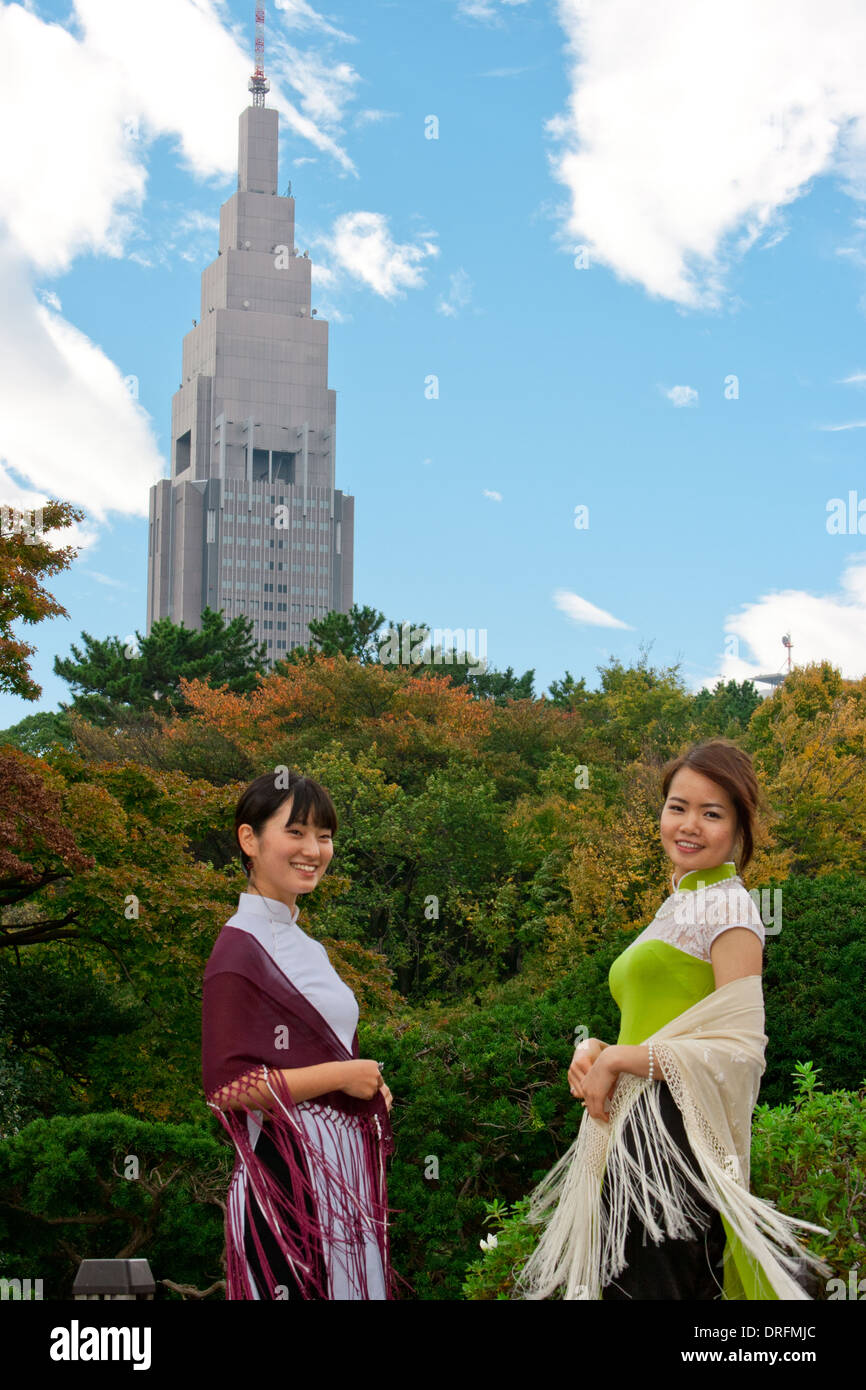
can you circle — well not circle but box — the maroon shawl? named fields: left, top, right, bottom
left=202, top=924, right=397, bottom=1300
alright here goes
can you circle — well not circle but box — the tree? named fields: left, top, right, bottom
left=0, top=499, right=84, bottom=701
left=278, top=610, right=535, bottom=705
left=0, top=746, right=94, bottom=939
left=305, top=603, right=386, bottom=662
left=691, top=677, right=763, bottom=737
left=53, top=607, right=268, bottom=726
left=465, top=665, right=535, bottom=703
left=593, top=650, right=693, bottom=763
left=545, top=670, right=592, bottom=708
left=746, top=662, right=866, bottom=873
left=0, top=709, right=75, bottom=757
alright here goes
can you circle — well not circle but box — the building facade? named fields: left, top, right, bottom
left=146, top=103, right=354, bottom=660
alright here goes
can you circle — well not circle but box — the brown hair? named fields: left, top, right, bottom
left=234, top=769, right=338, bottom=878
left=660, top=739, right=759, bottom=873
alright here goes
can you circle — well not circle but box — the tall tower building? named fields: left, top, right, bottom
left=146, top=84, right=354, bottom=659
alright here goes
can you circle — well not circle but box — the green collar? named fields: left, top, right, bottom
left=672, top=860, right=738, bottom=892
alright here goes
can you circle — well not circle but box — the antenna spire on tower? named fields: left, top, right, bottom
left=248, top=3, right=270, bottom=107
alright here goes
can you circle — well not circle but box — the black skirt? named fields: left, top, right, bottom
left=600, top=1081, right=726, bottom=1300
left=243, top=1123, right=328, bottom=1300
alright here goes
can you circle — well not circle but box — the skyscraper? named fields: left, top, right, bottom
left=146, top=96, right=354, bottom=661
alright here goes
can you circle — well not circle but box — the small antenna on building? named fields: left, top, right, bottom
left=249, top=3, right=270, bottom=107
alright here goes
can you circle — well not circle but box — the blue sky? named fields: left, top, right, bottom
left=2, top=0, right=866, bottom=731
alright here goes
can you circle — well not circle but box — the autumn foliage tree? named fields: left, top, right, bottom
left=0, top=499, right=83, bottom=701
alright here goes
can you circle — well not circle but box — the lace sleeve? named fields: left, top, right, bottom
left=705, top=883, right=765, bottom=952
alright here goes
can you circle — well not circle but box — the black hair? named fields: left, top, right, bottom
left=234, top=769, right=338, bottom=878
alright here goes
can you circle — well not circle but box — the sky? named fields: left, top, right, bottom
left=2, top=0, right=866, bottom=730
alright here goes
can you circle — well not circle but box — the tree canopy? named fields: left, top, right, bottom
left=51, top=607, right=268, bottom=726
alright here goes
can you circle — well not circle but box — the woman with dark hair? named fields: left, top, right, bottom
left=201, top=769, right=395, bottom=1300
left=517, top=739, right=830, bottom=1301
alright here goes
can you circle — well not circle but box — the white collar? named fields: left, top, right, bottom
left=238, top=891, right=300, bottom=928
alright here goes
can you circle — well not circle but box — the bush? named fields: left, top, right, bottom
left=360, top=938, right=625, bottom=1299
left=0, top=1112, right=229, bottom=1299
left=760, top=872, right=866, bottom=1105
left=461, top=1062, right=865, bottom=1299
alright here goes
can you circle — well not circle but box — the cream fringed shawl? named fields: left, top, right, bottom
left=515, top=974, right=832, bottom=1301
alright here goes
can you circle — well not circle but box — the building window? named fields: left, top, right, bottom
left=175, top=430, right=191, bottom=475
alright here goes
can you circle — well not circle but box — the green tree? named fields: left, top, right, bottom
left=0, top=1112, right=228, bottom=1298
left=53, top=607, right=268, bottom=726
left=691, top=677, right=763, bottom=737
left=311, top=603, right=386, bottom=661
left=593, top=649, right=693, bottom=763
left=0, top=709, right=75, bottom=757
left=545, top=670, right=592, bottom=708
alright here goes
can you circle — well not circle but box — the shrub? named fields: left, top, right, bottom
left=462, top=1062, right=865, bottom=1299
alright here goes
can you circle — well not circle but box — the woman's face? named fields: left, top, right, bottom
left=660, top=766, right=738, bottom=879
left=240, top=795, right=334, bottom=903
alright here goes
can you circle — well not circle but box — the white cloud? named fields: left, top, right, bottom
left=268, top=37, right=362, bottom=134
left=665, top=384, right=699, bottom=407
left=818, top=420, right=866, bottom=431
left=84, top=570, right=127, bottom=588
left=274, top=0, right=356, bottom=42
left=354, top=109, right=399, bottom=127
left=548, top=0, right=866, bottom=306
left=554, top=588, right=633, bottom=629
left=0, top=0, right=357, bottom=277
left=458, top=0, right=531, bottom=21
left=479, top=65, right=536, bottom=77
left=437, top=268, right=474, bottom=317
left=0, top=4, right=146, bottom=275
left=702, top=556, right=866, bottom=685
left=483, top=489, right=503, bottom=501
left=840, top=370, right=866, bottom=384
left=317, top=212, right=439, bottom=299
left=0, top=246, right=163, bottom=531
left=71, top=0, right=357, bottom=176
left=177, top=211, right=220, bottom=235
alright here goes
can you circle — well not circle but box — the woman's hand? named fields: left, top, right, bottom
left=567, top=1038, right=606, bottom=1097
left=573, top=1048, right=621, bottom=1124
left=380, top=1082, right=393, bottom=1113
left=340, top=1059, right=387, bottom=1101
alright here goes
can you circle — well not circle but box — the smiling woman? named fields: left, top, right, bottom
left=201, top=769, right=396, bottom=1300
left=516, top=739, right=832, bottom=1302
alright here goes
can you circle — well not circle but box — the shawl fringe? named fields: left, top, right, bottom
left=209, top=1065, right=396, bottom=1300
left=515, top=976, right=832, bottom=1301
